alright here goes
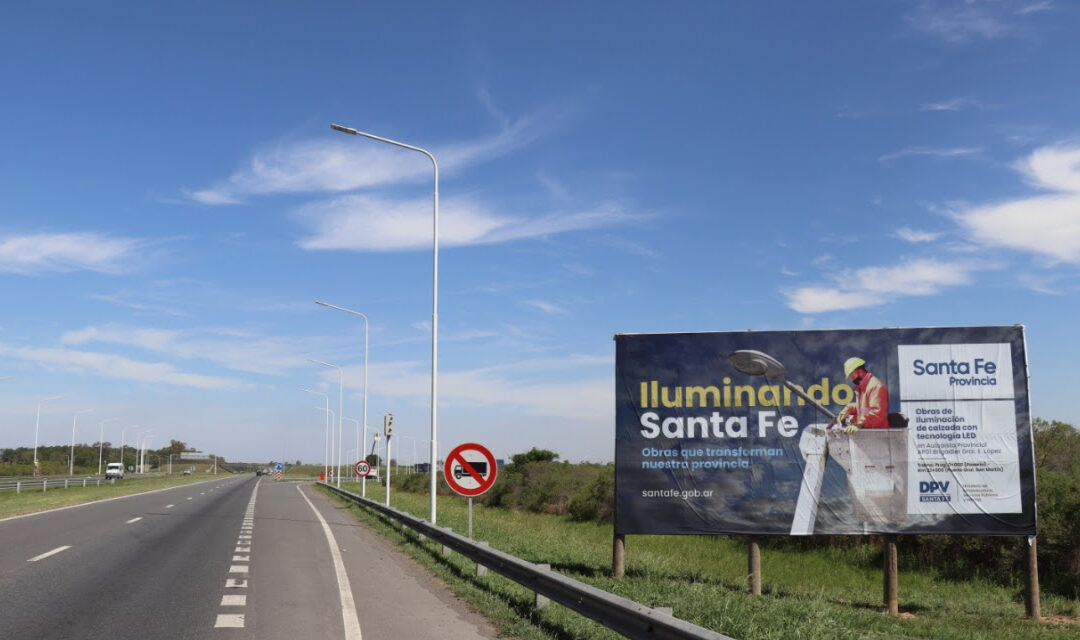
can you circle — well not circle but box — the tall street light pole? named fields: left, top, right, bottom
left=98, top=418, right=118, bottom=475
left=70, top=408, right=94, bottom=476
left=330, top=123, right=440, bottom=524
left=314, top=301, right=369, bottom=494
left=33, top=394, right=64, bottom=473
left=309, top=359, right=344, bottom=487
left=136, top=430, right=154, bottom=473
left=120, top=425, right=137, bottom=470
left=301, top=388, right=330, bottom=479
left=316, top=406, right=336, bottom=479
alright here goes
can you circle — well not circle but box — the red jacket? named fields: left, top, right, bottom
left=849, top=372, right=890, bottom=428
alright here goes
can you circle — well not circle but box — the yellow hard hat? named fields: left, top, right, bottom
left=843, top=357, right=866, bottom=377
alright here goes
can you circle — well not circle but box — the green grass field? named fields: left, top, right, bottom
left=322, top=486, right=1080, bottom=640
left=0, top=473, right=230, bottom=519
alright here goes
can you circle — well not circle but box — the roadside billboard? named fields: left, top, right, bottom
left=614, top=326, right=1036, bottom=536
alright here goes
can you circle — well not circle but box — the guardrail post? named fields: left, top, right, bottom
left=43, top=479, right=47, bottom=493
left=16, top=481, right=20, bottom=494
left=83, top=478, right=87, bottom=487
left=442, top=528, right=453, bottom=556
left=476, top=542, right=489, bottom=577
left=612, top=533, right=626, bottom=578
left=65, top=479, right=69, bottom=489
left=535, top=564, right=551, bottom=609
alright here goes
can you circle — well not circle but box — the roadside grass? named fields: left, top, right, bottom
left=322, top=486, right=1080, bottom=640
left=0, top=474, right=228, bottom=519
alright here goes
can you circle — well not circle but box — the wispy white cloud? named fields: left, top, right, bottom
left=187, top=116, right=550, bottom=205
left=0, top=232, right=142, bottom=275
left=295, top=195, right=635, bottom=251
left=59, top=324, right=324, bottom=376
left=523, top=299, right=567, bottom=315
left=835, top=104, right=874, bottom=120
left=905, top=1, right=1029, bottom=43
left=878, top=147, right=981, bottom=163
left=784, top=258, right=984, bottom=313
left=88, top=291, right=189, bottom=317
left=0, top=343, right=247, bottom=390
left=919, top=97, right=983, bottom=112
left=600, top=235, right=659, bottom=258
left=1016, top=2, right=1054, bottom=16
left=895, top=227, right=943, bottom=243
left=954, top=145, right=1080, bottom=262
left=361, top=354, right=612, bottom=420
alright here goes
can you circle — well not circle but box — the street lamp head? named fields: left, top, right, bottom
left=331, top=123, right=359, bottom=135
left=308, top=358, right=342, bottom=371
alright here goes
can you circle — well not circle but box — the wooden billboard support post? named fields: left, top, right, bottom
left=883, top=535, right=899, bottom=616
left=613, top=533, right=626, bottom=578
left=748, top=538, right=762, bottom=595
left=1026, top=535, right=1041, bottom=620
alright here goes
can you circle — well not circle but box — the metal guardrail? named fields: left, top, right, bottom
left=320, top=482, right=734, bottom=640
left=0, top=473, right=168, bottom=493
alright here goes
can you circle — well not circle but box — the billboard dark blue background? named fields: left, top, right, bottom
left=614, top=326, right=1036, bottom=536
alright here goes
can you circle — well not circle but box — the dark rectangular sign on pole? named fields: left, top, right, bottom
left=614, top=326, right=1036, bottom=536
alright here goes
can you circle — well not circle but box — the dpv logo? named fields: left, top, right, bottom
left=919, top=481, right=951, bottom=503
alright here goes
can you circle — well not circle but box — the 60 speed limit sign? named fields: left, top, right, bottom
left=354, top=460, right=372, bottom=477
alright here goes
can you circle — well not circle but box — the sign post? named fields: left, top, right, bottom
left=443, top=443, right=498, bottom=539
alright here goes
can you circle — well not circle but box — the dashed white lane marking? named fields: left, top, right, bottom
left=215, top=614, right=244, bottom=628
left=186, top=497, right=193, bottom=501
left=28, top=546, right=71, bottom=562
left=165, top=504, right=174, bottom=509
left=126, top=517, right=143, bottom=524
left=297, top=485, right=363, bottom=639
left=215, top=480, right=259, bottom=630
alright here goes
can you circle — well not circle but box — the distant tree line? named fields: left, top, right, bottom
left=0, top=439, right=198, bottom=475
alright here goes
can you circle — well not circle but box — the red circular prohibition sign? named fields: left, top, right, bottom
left=443, top=442, right=498, bottom=497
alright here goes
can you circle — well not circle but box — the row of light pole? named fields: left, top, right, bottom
left=30, top=400, right=160, bottom=476
left=324, top=123, right=439, bottom=524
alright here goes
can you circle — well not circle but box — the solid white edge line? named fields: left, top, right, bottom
left=297, top=485, right=362, bottom=639
left=28, top=545, right=72, bottom=562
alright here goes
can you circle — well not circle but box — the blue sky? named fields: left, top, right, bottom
left=1, top=1, right=1078, bottom=466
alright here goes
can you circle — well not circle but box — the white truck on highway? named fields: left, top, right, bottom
left=105, top=462, right=125, bottom=479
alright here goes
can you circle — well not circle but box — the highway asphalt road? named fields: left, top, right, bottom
left=0, top=475, right=499, bottom=639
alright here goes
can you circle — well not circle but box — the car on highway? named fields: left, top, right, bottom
left=105, top=462, right=124, bottom=480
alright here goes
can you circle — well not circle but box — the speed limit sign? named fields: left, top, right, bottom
left=354, top=460, right=372, bottom=477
